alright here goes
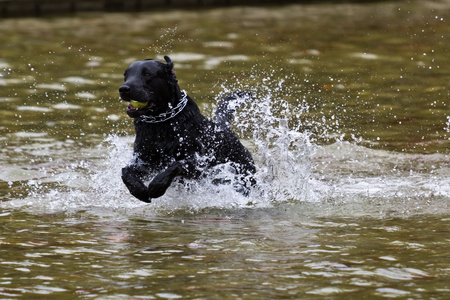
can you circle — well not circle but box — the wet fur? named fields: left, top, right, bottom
left=119, top=56, right=255, bottom=203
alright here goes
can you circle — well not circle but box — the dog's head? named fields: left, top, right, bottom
left=119, top=56, right=181, bottom=118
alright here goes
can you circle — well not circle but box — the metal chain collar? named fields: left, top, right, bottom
left=139, top=90, right=188, bottom=124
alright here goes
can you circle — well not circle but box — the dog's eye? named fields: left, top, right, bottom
left=144, top=73, right=151, bottom=78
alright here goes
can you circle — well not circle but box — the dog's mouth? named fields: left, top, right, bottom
left=129, top=100, right=148, bottom=109
left=126, top=100, right=156, bottom=118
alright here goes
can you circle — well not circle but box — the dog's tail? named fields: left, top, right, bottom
left=215, top=91, right=252, bottom=128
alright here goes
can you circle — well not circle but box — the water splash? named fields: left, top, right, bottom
left=235, top=89, right=315, bottom=204
left=2, top=73, right=317, bottom=214
left=4, top=68, right=449, bottom=217
left=5, top=135, right=146, bottom=215
left=145, top=27, right=179, bottom=57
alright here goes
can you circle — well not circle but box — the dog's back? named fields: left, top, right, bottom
left=215, top=91, right=252, bottom=129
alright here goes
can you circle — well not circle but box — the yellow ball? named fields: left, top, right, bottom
left=130, top=100, right=148, bottom=109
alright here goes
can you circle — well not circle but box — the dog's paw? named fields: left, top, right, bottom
left=147, top=184, right=167, bottom=199
left=147, top=174, right=171, bottom=198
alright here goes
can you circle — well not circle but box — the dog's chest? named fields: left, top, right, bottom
left=133, top=123, right=205, bottom=163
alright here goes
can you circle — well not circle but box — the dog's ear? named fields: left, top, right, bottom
left=164, top=56, right=174, bottom=70
left=164, top=55, right=177, bottom=80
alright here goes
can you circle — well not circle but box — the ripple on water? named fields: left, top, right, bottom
left=52, top=103, right=82, bottom=109
left=306, top=287, right=358, bottom=296
left=60, top=76, right=96, bottom=85
left=155, top=293, right=183, bottom=299
left=14, top=132, right=48, bottom=138
left=75, top=92, right=96, bottom=99
left=375, top=288, right=411, bottom=297
left=374, top=268, right=432, bottom=281
left=35, top=83, right=66, bottom=91
left=17, top=106, right=53, bottom=112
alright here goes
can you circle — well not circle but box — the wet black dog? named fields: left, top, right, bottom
left=119, top=56, right=255, bottom=203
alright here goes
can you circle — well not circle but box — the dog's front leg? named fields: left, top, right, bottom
left=148, top=160, right=200, bottom=199
left=147, top=162, right=185, bottom=198
left=122, top=165, right=152, bottom=203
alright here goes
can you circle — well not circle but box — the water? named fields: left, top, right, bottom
left=1, top=1, right=450, bottom=298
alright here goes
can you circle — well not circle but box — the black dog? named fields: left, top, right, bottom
left=119, top=56, right=255, bottom=203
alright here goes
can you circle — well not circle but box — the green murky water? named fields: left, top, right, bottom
left=1, top=1, right=450, bottom=298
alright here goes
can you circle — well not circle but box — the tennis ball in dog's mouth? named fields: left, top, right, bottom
left=130, top=100, right=148, bottom=109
